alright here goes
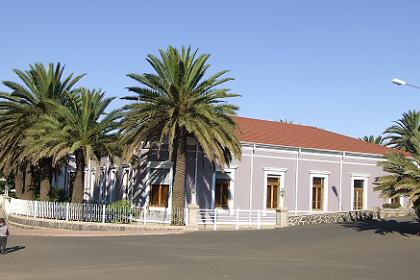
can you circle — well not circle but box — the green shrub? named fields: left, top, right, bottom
left=49, top=188, right=70, bottom=202
left=109, top=199, right=132, bottom=210
left=108, top=199, right=137, bottom=224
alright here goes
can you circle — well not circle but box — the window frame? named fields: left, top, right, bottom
left=266, top=176, right=280, bottom=209
left=149, top=184, right=170, bottom=207
left=146, top=161, right=173, bottom=209
left=211, top=167, right=236, bottom=210
left=263, top=168, right=287, bottom=211
left=309, top=172, right=329, bottom=212
left=388, top=196, right=406, bottom=208
left=350, top=176, right=368, bottom=210
left=215, top=179, right=230, bottom=209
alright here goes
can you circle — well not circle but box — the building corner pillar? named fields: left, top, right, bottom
left=187, top=203, right=199, bottom=230
left=276, top=207, right=289, bottom=228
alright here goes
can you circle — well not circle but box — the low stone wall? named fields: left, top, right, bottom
left=379, top=207, right=415, bottom=219
left=288, top=209, right=380, bottom=227
left=7, top=214, right=187, bottom=232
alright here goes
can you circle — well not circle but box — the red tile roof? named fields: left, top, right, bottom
left=234, top=116, right=403, bottom=156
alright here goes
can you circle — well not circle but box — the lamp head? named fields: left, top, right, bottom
left=392, top=78, right=407, bottom=86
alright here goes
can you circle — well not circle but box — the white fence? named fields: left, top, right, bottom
left=6, top=198, right=364, bottom=230
left=197, top=209, right=276, bottom=230
left=131, top=207, right=188, bottom=225
left=4, top=198, right=183, bottom=225
left=4, top=198, right=275, bottom=229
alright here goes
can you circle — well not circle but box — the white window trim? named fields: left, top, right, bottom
left=146, top=161, right=173, bottom=209
left=309, top=170, right=331, bottom=175
left=309, top=173, right=329, bottom=212
left=263, top=169, right=287, bottom=211
left=350, top=173, right=370, bottom=178
left=350, top=176, right=368, bottom=210
left=211, top=168, right=235, bottom=211
left=147, top=161, right=173, bottom=169
left=263, top=167, right=288, bottom=172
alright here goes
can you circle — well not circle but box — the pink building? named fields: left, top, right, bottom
left=66, top=116, right=406, bottom=214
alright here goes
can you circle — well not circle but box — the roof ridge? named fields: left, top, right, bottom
left=234, top=116, right=319, bottom=130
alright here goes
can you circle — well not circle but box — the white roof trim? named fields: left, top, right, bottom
left=240, top=141, right=386, bottom=158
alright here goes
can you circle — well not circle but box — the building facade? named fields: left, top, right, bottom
left=58, top=116, right=407, bottom=212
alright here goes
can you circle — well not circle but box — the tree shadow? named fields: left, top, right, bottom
left=4, top=245, right=26, bottom=254
left=342, top=216, right=420, bottom=237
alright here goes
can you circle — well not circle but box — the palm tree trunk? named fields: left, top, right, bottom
left=21, top=166, right=35, bottom=200
left=171, top=133, right=186, bottom=225
left=39, top=157, right=53, bottom=201
left=14, top=166, right=24, bottom=198
left=72, top=150, right=86, bottom=203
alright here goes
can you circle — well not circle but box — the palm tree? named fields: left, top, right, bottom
left=121, top=46, right=241, bottom=225
left=0, top=63, right=84, bottom=200
left=0, top=122, right=24, bottom=198
left=23, top=88, right=121, bottom=203
left=383, top=110, right=420, bottom=153
left=375, top=141, right=420, bottom=219
left=279, top=118, right=298, bottom=124
left=359, top=135, right=387, bottom=146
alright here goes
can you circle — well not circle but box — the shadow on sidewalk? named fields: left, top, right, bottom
left=342, top=216, right=420, bottom=237
left=4, top=245, right=26, bottom=255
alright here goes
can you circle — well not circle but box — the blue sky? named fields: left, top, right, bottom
left=1, top=0, right=419, bottom=138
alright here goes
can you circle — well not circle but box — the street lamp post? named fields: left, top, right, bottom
left=392, top=78, right=420, bottom=90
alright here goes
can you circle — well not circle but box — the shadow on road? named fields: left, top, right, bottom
left=342, top=216, right=420, bottom=237
left=4, top=245, right=26, bottom=254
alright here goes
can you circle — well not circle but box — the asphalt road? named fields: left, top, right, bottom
left=0, top=216, right=419, bottom=280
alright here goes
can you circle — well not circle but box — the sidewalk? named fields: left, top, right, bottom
left=9, top=225, right=187, bottom=237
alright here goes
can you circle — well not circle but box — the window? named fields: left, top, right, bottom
left=148, top=166, right=171, bottom=208
left=149, top=184, right=169, bottom=207
left=215, top=179, right=229, bottom=208
left=263, top=168, right=287, bottom=210
left=391, top=197, right=401, bottom=206
left=214, top=170, right=234, bottom=209
left=266, top=177, right=280, bottom=209
left=312, top=177, right=324, bottom=210
left=353, top=179, right=364, bottom=210
left=351, top=176, right=368, bottom=211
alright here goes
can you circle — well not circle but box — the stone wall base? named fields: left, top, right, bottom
left=288, top=209, right=380, bottom=227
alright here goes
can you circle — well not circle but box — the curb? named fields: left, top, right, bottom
left=8, top=214, right=194, bottom=233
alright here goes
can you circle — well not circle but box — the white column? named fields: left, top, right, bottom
left=294, top=149, right=300, bottom=214
left=211, top=172, right=216, bottom=208
left=339, top=153, right=344, bottom=211
left=249, top=144, right=255, bottom=210
left=191, top=144, right=199, bottom=206
left=122, top=168, right=129, bottom=200
left=90, top=167, right=95, bottom=202
left=109, top=169, right=116, bottom=202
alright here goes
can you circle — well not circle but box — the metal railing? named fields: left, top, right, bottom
left=197, top=209, right=276, bottom=230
